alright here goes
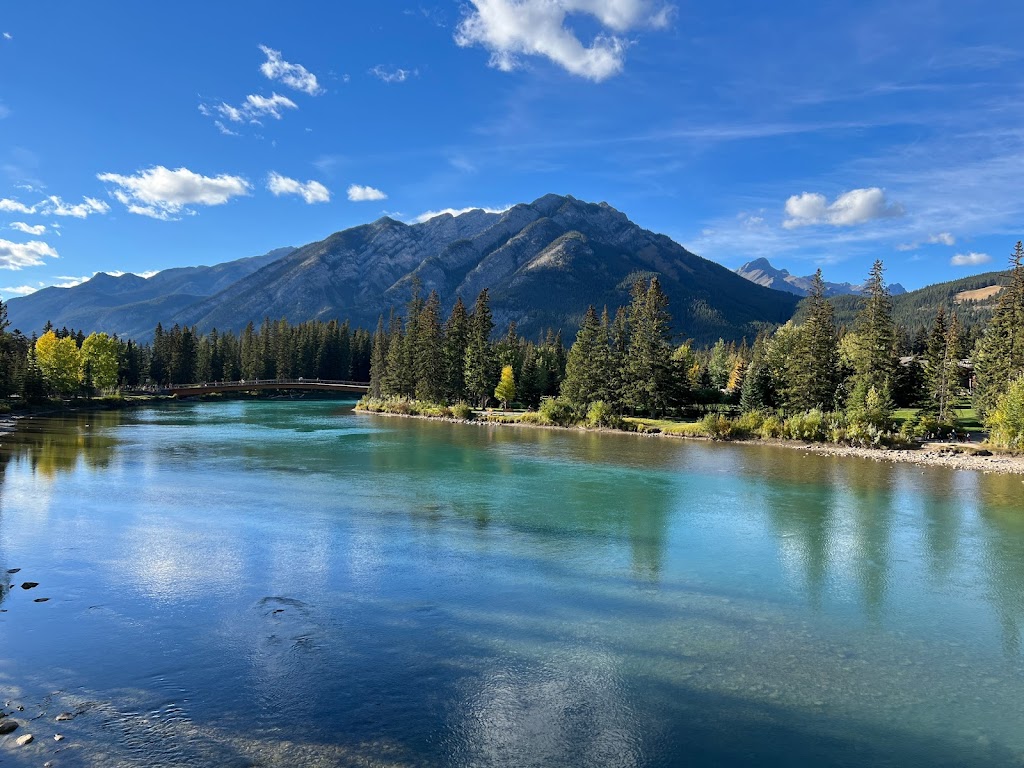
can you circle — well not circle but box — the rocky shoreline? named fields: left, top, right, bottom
left=357, top=408, right=1024, bottom=476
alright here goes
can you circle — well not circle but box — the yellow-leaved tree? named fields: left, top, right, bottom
left=35, top=331, right=82, bottom=396
left=81, top=332, right=121, bottom=391
left=494, top=365, right=516, bottom=410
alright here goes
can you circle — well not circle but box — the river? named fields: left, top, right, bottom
left=1, top=400, right=1022, bottom=767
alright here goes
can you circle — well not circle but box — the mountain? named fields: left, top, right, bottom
left=5, top=195, right=801, bottom=345
left=822, top=268, right=1009, bottom=336
left=736, top=257, right=907, bottom=297
left=5, top=248, right=295, bottom=339
left=171, top=194, right=799, bottom=344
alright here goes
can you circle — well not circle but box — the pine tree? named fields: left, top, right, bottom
left=623, top=278, right=674, bottom=415
left=924, top=306, right=958, bottom=420
left=369, top=316, right=387, bottom=398
left=560, top=305, right=602, bottom=407
left=973, top=242, right=1024, bottom=416
left=415, top=290, right=446, bottom=402
left=464, top=289, right=495, bottom=408
left=443, top=297, right=470, bottom=402
left=787, top=270, right=839, bottom=411
left=848, top=260, right=898, bottom=402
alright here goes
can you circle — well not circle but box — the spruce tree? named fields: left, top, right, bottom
left=369, top=316, right=387, bottom=398
left=415, top=290, right=446, bottom=402
left=464, top=289, right=495, bottom=408
left=973, top=242, right=1024, bottom=416
left=849, top=260, right=898, bottom=402
left=442, top=296, right=470, bottom=402
left=560, top=305, right=602, bottom=407
left=787, top=270, right=839, bottom=411
left=623, top=278, right=674, bottom=416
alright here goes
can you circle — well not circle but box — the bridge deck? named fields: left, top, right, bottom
left=168, top=379, right=369, bottom=397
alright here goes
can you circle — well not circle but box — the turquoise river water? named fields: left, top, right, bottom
left=1, top=400, right=1023, bottom=767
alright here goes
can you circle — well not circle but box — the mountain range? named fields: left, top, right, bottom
left=6, top=194, right=799, bottom=345
left=736, top=257, right=907, bottom=297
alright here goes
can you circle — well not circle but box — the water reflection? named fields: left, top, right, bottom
left=0, top=409, right=122, bottom=477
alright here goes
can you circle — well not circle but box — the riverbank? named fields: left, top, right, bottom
left=357, top=407, right=1024, bottom=475
left=0, top=394, right=169, bottom=437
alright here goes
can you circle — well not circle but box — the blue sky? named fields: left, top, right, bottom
left=1, top=0, right=1022, bottom=299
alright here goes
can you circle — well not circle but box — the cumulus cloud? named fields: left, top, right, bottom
left=455, top=0, right=672, bottom=81
left=369, top=66, right=417, bottom=83
left=267, top=172, right=331, bottom=204
left=412, top=205, right=512, bottom=223
left=0, top=195, right=108, bottom=218
left=783, top=188, right=904, bottom=229
left=928, top=232, right=956, bottom=245
left=950, top=252, right=991, bottom=267
left=9, top=222, right=45, bottom=235
left=97, top=166, right=252, bottom=220
left=0, top=238, right=59, bottom=270
left=259, top=45, right=323, bottom=95
left=0, top=285, right=38, bottom=296
left=347, top=184, right=388, bottom=202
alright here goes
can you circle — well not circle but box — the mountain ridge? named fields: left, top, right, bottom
left=737, top=257, right=907, bottom=297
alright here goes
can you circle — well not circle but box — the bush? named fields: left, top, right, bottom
left=586, top=401, right=622, bottom=429
left=539, top=397, right=582, bottom=427
left=783, top=409, right=828, bottom=442
left=700, top=412, right=734, bottom=439
left=735, top=411, right=765, bottom=435
left=450, top=402, right=474, bottom=421
left=520, top=410, right=547, bottom=425
left=0, top=401, right=10, bottom=414
left=758, top=415, right=784, bottom=440
left=988, top=377, right=1024, bottom=450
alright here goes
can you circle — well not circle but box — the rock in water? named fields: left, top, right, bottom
left=33, top=598, right=50, bottom=603
left=54, top=733, right=64, bottom=741
left=15, top=733, right=33, bottom=746
left=20, top=582, right=39, bottom=590
left=6, top=568, right=19, bottom=574
left=0, top=719, right=18, bottom=734
left=55, top=712, right=75, bottom=722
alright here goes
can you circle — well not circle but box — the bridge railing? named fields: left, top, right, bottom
left=170, top=378, right=369, bottom=390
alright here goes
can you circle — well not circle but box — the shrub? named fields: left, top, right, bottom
left=735, top=411, right=765, bottom=435
left=520, top=410, right=547, bottom=425
left=700, top=412, right=734, bottom=439
left=0, top=401, right=10, bottom=414
left=758, top=415, right=784, bottom=440
left=988, top=377, right=1024, bottom=450
left=586, top=401, right=622, bottom=429
left=539, top=397, right=581, bottom=427
left=784, top=409, right=828, bottom=442
left=450, top=402, right=474, bottom=421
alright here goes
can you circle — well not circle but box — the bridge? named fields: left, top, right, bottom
left=167, top=378, right=370, bottom=397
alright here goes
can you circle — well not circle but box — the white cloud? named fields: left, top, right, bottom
left=950, top=252, right=991, bottom=267
left=53, top=274, right=93, bottom=288
left=267, top=173, right=331, bottom=204
left=0, top=198, right=36, bottom=214
left=412, top=205, right=512, bottom=223
left=369, top=66, right=417, bottom=83
left=46, top=195, right=109, bottom=218
left=2, top=32, right=11, bottom=41
left=783, top=188, right=904, bottom=228
left=9, top=222, right=45, bottom=235
left=201, top=92, right=298, bottom=130
left=0, top=285, right=37, bottom=296
left=259, top=45, right=323, bottom=96
left=97, top=166, right=252, bottom=220
left=347, top=184, right=388, bottom=202
left=0, top=239, right=59, bottom=270
left=455, top=0, right=672, bottom=82
left=0, top=195, right=107, bottom=218
left=928, top=232, right=955, bottom=245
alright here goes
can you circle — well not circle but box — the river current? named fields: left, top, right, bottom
left=1, top=400, right=1022, bottom=766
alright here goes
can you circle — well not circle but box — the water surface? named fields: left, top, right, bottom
left=1, top=401, right=1023, bottom=766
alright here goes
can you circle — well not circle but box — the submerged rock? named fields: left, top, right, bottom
left=33, top=598, right=50, bottom=603
left=54, top=712, right=75, bottom=722
left=0, top=719, right=18, bottom=734
left=20, top=582, right=39, bottom=590
left=6, top=568, right=19, bottom=574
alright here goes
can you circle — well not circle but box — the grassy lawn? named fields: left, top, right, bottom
left=623, top=417, right=705, bottom=436
left=893, top=402, right=985, bottom=433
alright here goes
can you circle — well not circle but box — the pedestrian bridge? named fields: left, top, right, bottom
left=167, top=378, right=370, bottom=397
